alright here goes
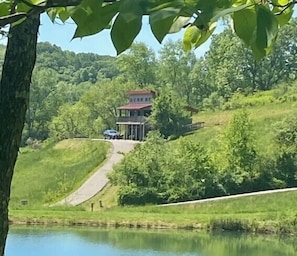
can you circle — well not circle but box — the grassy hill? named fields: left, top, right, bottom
left=10, top=139, right=109, bottom=209
left=189, top=101, right=297, bottom=154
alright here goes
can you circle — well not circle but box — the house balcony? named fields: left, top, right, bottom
left=116, top=116, right=148, bottom=124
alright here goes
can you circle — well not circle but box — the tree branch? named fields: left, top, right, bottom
left=0, top=0, right=120, bottom=29
left=269, top=0, right=297, bottom=16
left=0, top=13, right=27, bottom=27
left=0, top=0, right=82, bottom=28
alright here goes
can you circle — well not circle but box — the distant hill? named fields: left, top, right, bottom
left=0, top=42, right=119, bottom=84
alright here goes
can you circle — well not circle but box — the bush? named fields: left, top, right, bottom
left=118, top=187, right=165, bottom=206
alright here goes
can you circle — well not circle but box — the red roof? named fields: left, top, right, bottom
left=127, top=90, right=156, bottom=96
left=117, top=103, right=152, bottom=110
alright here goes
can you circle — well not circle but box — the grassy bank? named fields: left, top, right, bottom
left=10, top=139, right=109, bottom=208
left=9, top=190, right=297, bottom=235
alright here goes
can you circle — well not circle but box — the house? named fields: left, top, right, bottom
left=116, top=90, right=156, bottom=140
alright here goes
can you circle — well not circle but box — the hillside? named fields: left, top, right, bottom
left=190, top=101, right=297, bottom=154
left=0, top=43, right=118, bottom=84
left=91, top=93, right=297, bottom=207
left=35, top=42, right=118, bottom=84
left=10, top=139, right=109, bottom=208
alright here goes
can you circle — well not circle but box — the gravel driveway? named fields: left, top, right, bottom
left=56, top=139, right=138, bottom=206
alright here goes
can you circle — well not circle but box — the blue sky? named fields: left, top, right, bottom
left=38, top=14, right=211, bottom=57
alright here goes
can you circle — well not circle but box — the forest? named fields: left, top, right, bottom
left=1, top=19, right=297, bottom=145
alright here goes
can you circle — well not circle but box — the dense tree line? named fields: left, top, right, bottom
left=35, top=42, right=119, bottom=84
left=109, top=112, right=297, bottom=205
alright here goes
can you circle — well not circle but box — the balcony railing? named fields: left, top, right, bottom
left=116, top=116, right=148, bottom=124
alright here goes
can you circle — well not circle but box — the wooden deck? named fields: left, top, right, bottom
left=184, top=121, right=205, bottom=132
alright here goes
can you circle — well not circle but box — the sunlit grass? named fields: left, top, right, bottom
left=10, top=190, right=297, bottom=234
left=10, top=139, right=110, bottom=208
left=186, top=101, right=297, bottom=154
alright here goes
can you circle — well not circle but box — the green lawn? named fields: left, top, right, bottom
left=10, top=190, right=297, bottom=234
left=10, top=139, right=110, bottom=208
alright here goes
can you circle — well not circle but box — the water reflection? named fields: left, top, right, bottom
left=6, top=226, right=297, bottom=256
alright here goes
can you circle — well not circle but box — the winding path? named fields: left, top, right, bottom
left=56, top=139, right=138, bottom=206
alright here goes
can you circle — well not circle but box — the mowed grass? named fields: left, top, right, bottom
left=10, top=190, right=297, bottom=234
left=10, top=139, right=110, bottom=208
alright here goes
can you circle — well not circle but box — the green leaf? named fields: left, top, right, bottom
left=232, top=8, right=256, bottom=45
left=15, top=2, right=31, bottom=13
left=194, top=22, right=216, bottom=48
left=169, top=16, right=190, bottom=33
left=0, top=2, right=10, bottom=17
left=47, top=8, right=58, bottom=22
left=30, top=0, right=45, bottom=5
left=110, top=0, right=144, bottom=54
left=252, top=5, right=278, bottom=59
left=272, top=0, right=293, bottom=26
left=72, top=1, right=119, bottom=38
left=149, top=7, right=181, bottom=43
left=210, top=3, right=252, bottom=22
left=183, top=25, right=200, bottom=52
left=111, top=13, right=142, bottom=55
left=183, top=22, right=216, bottom=52
left=59, top=7, right=77, bottom=22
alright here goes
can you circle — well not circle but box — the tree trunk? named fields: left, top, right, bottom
left=0, top=14, right=40, bottom=256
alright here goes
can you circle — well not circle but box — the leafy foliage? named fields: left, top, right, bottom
left=149, top=87, right=191, bottom=138
left=218, top=110, right=258, bottom=194
left=35, top=42, right=118, bottom=84
left=109, top=131, right=221, bottom=205
left=1, top=0, right=294, bottom=57
left=116, top=43, right=157, bottom=88
left=274, top=113, right=297, bottom=187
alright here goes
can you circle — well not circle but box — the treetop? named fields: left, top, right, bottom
left=0, top=0, right=295, bottom=58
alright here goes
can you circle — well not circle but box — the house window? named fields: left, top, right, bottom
left=141, top=98, right=143, bottom=101
left=137, top=98, right=140, bottom=102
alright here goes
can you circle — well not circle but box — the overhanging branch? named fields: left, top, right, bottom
left=0, top=0, right=82, bottom=28
left=0, top=0, right=119, bottom=28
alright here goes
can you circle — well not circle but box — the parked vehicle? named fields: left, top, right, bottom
left=103, top=129, right=121, bottom=139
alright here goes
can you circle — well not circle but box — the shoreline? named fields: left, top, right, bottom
left=8, top=215, right=297, bottom=236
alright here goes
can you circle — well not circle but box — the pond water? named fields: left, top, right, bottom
left=5, top=226, right=297, bottom=256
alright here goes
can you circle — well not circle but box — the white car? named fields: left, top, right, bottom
left=103, top=129, right=120, bottom=139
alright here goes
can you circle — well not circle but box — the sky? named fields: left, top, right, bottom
left=37, top=14, right=211, bottom=57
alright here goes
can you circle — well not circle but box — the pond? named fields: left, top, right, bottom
left=5, top=226, right=297, bottom=256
